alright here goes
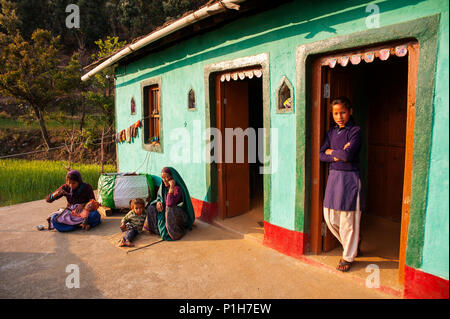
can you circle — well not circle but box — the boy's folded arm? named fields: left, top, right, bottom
left=331, top=128, right=362, bottom=161
left=319, top=152, right=335, bottom=162
left=331, top=149, right=350, bottom=161
left=319, top=134, right=334, bottom=162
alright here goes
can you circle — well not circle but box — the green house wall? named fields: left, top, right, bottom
left=114, top=0, right=448, bottom=281
left=421, top=8, right=448, bottom=280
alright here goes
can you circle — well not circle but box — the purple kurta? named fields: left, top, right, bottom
left=320, top=121, right=363, bottom=211
left=324, top=170, right=361, bottom=211
left=166, top=185, right=182, bottom=207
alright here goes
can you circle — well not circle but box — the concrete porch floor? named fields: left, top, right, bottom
left=212, top=195, right=265, bottom=244
left=213, top=199, right=403, bottom=297
left=0, top=197, right=398, bottom=299
left=306, top=214, right=403, bottom=295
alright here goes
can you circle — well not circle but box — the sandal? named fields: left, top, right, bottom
left=337, top=259, right=352, bottom=272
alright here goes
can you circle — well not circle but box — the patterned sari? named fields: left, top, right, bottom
left=144, top=167, right=195, bottom=241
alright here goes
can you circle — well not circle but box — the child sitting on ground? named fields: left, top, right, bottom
left=119, top=198, right=147, bottom=247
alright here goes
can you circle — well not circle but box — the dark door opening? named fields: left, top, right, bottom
left=215, top=70, right=264, bottom=221
left=310, top=42, right=419, bottom=286
left=322, top=55, right=408, bottom=260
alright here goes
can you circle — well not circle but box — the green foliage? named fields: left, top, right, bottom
left=0, top=0, right=208, bottom=149
left=0, top=28, right=61, bottom=107
left=0, top=0, right=21, bottom=35
left=2, top=0, right=209, bottom=49
left=162, top=0, right=208, bottom=21
left=0, top=159, right=116, bottom=206
left=0, top=24, right=67, bottom=147
left=83, top=36, right=126, bottom=130
left=0, top=1, right=88, bottom=146
left=92, top=35, right=127, bottom=60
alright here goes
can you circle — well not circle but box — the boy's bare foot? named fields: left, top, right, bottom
left=125, top=240, right=135, bottom=247
left=118, top=239, right=135, bottom=247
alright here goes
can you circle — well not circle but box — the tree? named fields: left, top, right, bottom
left=0, top=30, right=60, bottom=149
left=0, top=1, right=79, bottom=149
left=79, top=36, right=126, bottom=160
left=6, top=0, right=51, bottom=40
left=85, top=36, right=126, bottom=127
left=162, top=0, right=209, bottom=21
left=0, top=0, right=21, bottom=35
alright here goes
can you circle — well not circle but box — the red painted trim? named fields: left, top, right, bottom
left=190, top=197, right=218, bottom=223
left=404, top=265, right=449, bottom=299
left=263, top=221, right=308, bottom=258
left=262, top=222, right=401, bottom=297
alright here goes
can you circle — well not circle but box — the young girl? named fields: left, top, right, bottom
left=319, top=97, right=362, bottom=272
left=119, top=198, right=147, bottom=247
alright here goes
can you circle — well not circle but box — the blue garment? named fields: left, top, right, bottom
left=324, top=170, right=363, bottom=211
left=51, top=210, right=101, bottom=232
left=320, top=120, right=363, bottom=211
left=123, top=226, right=139, bottom=242
left=319, top=121, right=362, bottom=171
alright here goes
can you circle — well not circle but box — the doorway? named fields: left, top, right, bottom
left=214, top=68, right=265, bottom=240
left=309, top=41, right=419, bottom=288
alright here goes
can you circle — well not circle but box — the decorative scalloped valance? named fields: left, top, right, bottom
left=220, top=67, right=263, bottom=82
left=322, top=44, right=409, bottom=68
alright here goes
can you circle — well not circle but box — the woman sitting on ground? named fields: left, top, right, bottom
left=143, top=167, right=195, bottom=241
left=45, top=170, right=101, bottom=232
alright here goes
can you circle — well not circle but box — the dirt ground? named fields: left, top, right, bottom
left=0, top=197, right=398, bottom=299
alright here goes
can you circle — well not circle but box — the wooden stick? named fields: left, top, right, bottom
left=126, top=239, right=164, bottom=254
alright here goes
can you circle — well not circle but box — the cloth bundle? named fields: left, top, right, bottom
left=97, top=173, right=156, bottom=209
left=116, top=130, right=126, bottom=143
left=115, top=120, right=142, bottom=144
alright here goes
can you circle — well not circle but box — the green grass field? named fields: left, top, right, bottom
left=0, top=159, right=116, bottom=207
left=0, top=117, right=71, bottom=130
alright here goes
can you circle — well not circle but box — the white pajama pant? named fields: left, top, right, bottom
left=323, top=181, right=361, bottom=263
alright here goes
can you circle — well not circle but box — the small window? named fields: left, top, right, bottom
left=188, top=88, right=196, bottom=110
left=276, top=76, right=293, bottom=113
left=130, top=97, right=136, bottom=115
left=141, top=77, right=162, bottom=153
left=145, top=85, right=160, bottom=145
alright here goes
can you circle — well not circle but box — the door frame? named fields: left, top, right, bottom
left=295, top=15, right=439, bottom=284
left=204, top=53, right=271, bottom=221
left=310, top=40, right=418, bottom=281
left=215, top=75, right=252, bottom=219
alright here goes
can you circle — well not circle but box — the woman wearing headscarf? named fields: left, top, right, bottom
left=143, top=167, right=195, bottom=241
left=44, top=170, right=101, bottom=232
